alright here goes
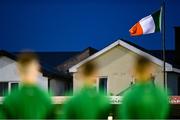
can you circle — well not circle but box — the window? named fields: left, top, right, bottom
left=150, top=74, right=155, bottom=85
left=0, top=82, right=8, bottom=96
left=0, top=82, right=19, bottom=96
left=98, top=77, right=108, bottom=95
left=10, top=82, right=19, bottom=91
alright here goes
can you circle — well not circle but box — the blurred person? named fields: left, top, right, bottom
left=2, top=51, right=53, bottom=119
left=119, top=56, right=169, bottom=119
left=60, top=61, right=110, bottom=119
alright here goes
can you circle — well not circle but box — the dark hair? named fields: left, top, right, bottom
left=81, top=61, right=97, bottom=77
left=135, top=56, right=151, bottom=73
left=17, top=51, right=39, bottom=67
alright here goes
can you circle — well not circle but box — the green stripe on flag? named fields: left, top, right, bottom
left=152, top=10, right=161, bottom=32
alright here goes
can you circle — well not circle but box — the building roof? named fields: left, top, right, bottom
left=149, top=50, right=180, bottom=67
left=57, top=47, right=98, bottom=73
left=69, top=39, right=180, bottom=73
left=0, top=50, right=77, bottom=79
left=0, top=47, right=98, bottom=80
left=0, top=50, right=17, bottom=60
left=37, top=48, right=97, bottom=79
left=120, top=40, right=180, bottom=70
left=36, top=52, right=80, bottom=79
left=121, top=40, right=179, bottom=68
left=1, top=39, right=179, bottom=80
left=37, top=52, right=80, bottom=67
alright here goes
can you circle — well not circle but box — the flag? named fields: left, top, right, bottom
left=129, top=9, right=161, bottom=36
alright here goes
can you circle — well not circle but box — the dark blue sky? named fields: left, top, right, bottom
left=1, top=0, right=180, bottom=51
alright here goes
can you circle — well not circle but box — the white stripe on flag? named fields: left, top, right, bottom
left=139, top=15, right=155, bottom=34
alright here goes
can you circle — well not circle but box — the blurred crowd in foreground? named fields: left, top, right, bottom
left=0, top=51, right=169, bottom=119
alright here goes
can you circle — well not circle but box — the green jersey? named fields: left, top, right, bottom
left=61, top=86, right=110, bottom=119
left=2, top=84, right=53, bottom=119
left=0, top=108, right=5, bottom=119
left=120, top=81, right=169, bottom=119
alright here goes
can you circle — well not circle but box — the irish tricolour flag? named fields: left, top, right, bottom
left=129, top=10, right=161, bottom=36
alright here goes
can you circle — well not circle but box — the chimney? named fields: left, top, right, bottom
left=175, top=27, right=180, bottom=66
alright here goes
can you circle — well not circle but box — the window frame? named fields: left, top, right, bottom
left=8, top=82, right=19, bottom=92
left=97, top=76, right=108, bottom=94
left=0, top=81, right=19, bottom=96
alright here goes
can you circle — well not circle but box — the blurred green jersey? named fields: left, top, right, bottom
left=2, top=84, right=53, bottom=119
left=120, top=81, right=169, bottom=119
left=0, top=108, right=5, bottom=119
left=61, top=86, right=110, bottom=119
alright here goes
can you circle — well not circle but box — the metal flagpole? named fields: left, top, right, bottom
left=162, top=0, right=166, bottom=89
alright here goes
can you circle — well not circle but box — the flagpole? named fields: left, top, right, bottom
left=162, top=0, right=166, bottom=89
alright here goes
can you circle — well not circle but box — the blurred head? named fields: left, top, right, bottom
left=133, top=56, right=155, bottom=83
left=79, top=61, right=98, bottom=86
left=17, top=51, right=40, bottom=84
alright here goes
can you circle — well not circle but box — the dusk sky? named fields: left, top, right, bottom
left=1, top=0, right=180, bottom=52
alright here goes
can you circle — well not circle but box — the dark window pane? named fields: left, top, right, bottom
left=11, top=83, right=19, bottom=90
left=99, top=78, right=107, bottom=95
left=0, top=82, right=8, bottom=96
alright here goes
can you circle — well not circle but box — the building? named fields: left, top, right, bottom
left=38, top=47, right=97, bottom=96
left=69, top=40, right=180, bottom=96
left=0, top=47, right=97, bottom=96
left=0, top=51, right=48, bottom=96
left=174, top=27, right=180, bottom=95
left=1, top=33, right=180, bottom=97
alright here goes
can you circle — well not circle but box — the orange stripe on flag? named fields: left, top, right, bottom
left=129, top=22, right=143, bottom=36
